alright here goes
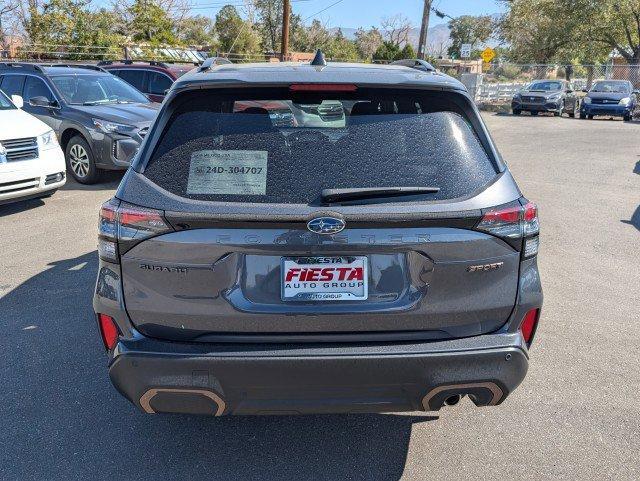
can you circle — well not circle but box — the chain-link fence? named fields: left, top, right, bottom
left=472, top=63, right=640, bottom=103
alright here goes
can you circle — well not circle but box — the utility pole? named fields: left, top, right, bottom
left=417, top=0, right=432, bottom=60
left=281, top=0, right=291, bottom=61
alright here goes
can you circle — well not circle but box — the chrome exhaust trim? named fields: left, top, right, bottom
left=422, top=382, right=503, bottom=411
left=139, top=388, right=226, bottom=415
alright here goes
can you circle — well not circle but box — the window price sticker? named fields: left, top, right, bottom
left=187, top=150, right=268, bottom=195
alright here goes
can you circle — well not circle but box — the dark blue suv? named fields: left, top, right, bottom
left=580, top=80, right=638, bottom=121
left=0, top=63, right=159, bottom=183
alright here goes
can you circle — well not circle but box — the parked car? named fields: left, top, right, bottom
left=94, top=54, right=542, bottom=416
left=511, top=80, right=579, bottom=117
left=580, top=80, right=638, bottom=121
left=0, top=62, right=160, bottom=184
left=0, top=89, right=66, bottom=205
left=98, top=58, right=231, bottom=102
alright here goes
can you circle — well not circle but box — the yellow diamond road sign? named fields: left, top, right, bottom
left=481, top=47, right=495, bottom=63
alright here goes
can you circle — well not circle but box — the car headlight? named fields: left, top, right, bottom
left=39, top=130, right=59, bottom=151
left=93, top=119, right=136, bottom=135
left=583, top=97, right=592, bottom=104
left=619, top=97, right=631, bottom=106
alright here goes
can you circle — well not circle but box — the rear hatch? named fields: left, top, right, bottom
left=114, top=86, right=524, bottom=342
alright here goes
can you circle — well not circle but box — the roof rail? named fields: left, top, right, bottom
left=99, top=59, right=199, bottom=67
left=390, top=58, right=437, bottom=73
left=0, top=62, right=44, bottom=72
left=198, top=56, right=232, bottom=72
left=40, top=63, right=107, bottom=72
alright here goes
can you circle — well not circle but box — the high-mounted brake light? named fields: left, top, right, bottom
left=476, top=201, right=540, bottom=258
left=98, top=200, right=173, bottom=263
left=98, top=313, right=119, bottom=350
left=289, top=83, right=358, bottom=92
left=520, top=308, right=540, bottom=346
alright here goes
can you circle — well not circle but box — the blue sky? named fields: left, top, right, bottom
left=106, top=1, right=504, bottom=29
left=286, top=0, right=503, bottom=28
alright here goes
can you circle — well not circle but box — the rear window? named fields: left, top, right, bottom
left=143, top=88, right=498, bottom=204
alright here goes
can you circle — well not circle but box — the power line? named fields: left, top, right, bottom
left=169, top=0, right=313, bottom=12
left=302, top=0, right=347, bottom=22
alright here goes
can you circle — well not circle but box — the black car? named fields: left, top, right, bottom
left=0, top=63, right=160, bottom=184
left=512, top=80, right=579, bottom=117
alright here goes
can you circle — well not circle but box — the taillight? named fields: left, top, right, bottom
left=98, top=199, right=173, bottom=263
left=520, top=308, right=540, bottom=346
left=98, top=313, right=119, bottom=350
left=476, top=200, right=540, bottom=258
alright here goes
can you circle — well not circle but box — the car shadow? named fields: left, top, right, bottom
left=0, top=251, right=436, bottom=481
left=0, top=197, right=47, bottom=216
left=61, top=170, right=124, bottom=192
left=622, top=161, right=640, bottom=231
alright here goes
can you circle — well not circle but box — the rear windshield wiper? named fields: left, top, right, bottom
left=321, top=186, right=440, bottom=203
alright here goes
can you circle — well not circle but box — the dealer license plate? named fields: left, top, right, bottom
left=281, top=256, right=368, bottom=302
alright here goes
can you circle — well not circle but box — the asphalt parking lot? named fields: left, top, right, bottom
left=1, top=113, right=639, bottom=481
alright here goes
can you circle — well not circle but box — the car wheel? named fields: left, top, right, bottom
left=531, top=111, right=539, bottom=116
left=555, top=101, right=564, bottom=116
left=588, top=115, right=594, bottom=120
left=66, top=136, right=101, bottom=184
left=624, top=113, right=632, bottom=122
left=513, top=109, right=521, bottom=116
left=580, top=113, right=587, bottom=119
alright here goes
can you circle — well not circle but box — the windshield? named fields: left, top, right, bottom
left=0, top=89, right=16, bottom=110
left=51, top=75, right=149, bottom=105
left=143, top=88, right=498, bottom=204
left=590, top=81, right=630, bottom=94
left=527, top=81, right=563, bottom=92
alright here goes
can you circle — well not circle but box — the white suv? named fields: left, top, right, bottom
left=0, top=90, right=66, bottom=205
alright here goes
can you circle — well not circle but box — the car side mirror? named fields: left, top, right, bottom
left=582, top=89, right=588, bottom=93
left=29, top=96, right=56, bottom=108
left=11, top=95, right=24, bottom=109
left=566, top=89, right=573, bottom=93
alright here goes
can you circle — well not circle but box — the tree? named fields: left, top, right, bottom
left=215, top=5, right=261, bottom=58
left=381, top=14, right=413, bottom=46
left=254, top=0, right=281, bottom=52
left=127, top=0, right=176, bottom=44
left=324, top=28, right=359, bottom=61
left=569, top=0, right=640, bottom=65
left=354, top=27, right=383, bottom=61
left=447, top=15, right=494, bottom=58
left=498, top=0, right=576, bottom=64
left=177, top=15, right=216, bottom=46
left=372, top=41, right=401, bottom=62
left=21, top=0, right=123, bottom=59
left=0, top=0, right=18, bottom=56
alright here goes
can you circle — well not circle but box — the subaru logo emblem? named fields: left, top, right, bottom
left=307, top=216, right=346, bottom=235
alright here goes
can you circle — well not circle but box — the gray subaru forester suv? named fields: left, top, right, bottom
left=94, top=54, right=543, bottom=416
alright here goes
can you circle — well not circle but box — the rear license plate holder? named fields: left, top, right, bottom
left=281, top=256, right=368, bottom=302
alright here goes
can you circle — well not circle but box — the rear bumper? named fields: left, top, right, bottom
left=108, top=332, right=529, bottom=415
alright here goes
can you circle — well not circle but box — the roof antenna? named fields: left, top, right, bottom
left=310, top=49, right=327, bottom=68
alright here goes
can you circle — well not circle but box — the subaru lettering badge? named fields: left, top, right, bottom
left=307, top=217, right=346, bottom=235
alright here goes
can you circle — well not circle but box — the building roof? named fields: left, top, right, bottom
left=174, top=61, right=467, bottom=92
